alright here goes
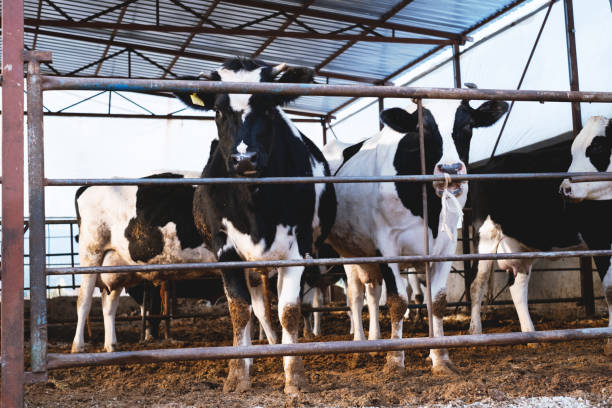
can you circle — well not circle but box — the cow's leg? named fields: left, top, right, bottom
left=312, top=287, right=323, bottom=337
left=101, top=288, right=121, bottom=352
left=345, top=265, right=366, bottom=341
left=72, top=273, right=97, bottom=353
left=470, top=219, right=502, bottom=334
left=221, top=264, right=252, bottom=393
left=428, top=261, right=458, bottom=375
left=277, top=254, right=308, bottom=394
left=377, top=254, right=409, bottom=375
left=247, top=275, right=278, bottom=344
left=601, top=267, right=612, bottom=356
left=509, top=267, right=535, bottom=333
left=365, top=281, right=382, bottom=340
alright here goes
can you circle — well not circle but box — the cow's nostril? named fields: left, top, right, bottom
left=438, top=163, right=463, bottom=174
left=249, top=152, right=258, bottom=163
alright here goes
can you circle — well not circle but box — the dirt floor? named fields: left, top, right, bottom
left=16, top=299, right=612, bottom=407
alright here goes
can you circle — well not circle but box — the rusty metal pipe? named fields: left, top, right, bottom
left=45, top=248, right=612, bottom=276
left=46, top=327, right=612, bottom=370
left=41, top=76, right=612, bottom=102
left=43, top=171, right=612, bottom=186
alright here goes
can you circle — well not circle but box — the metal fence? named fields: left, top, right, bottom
left=13, top=49, right=612, bottom=386
left=0, top=48, right=610, bottom=403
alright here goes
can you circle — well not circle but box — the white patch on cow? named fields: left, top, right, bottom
left=217, top=67, right=263, bottom=120
left=561, top=116, right=612, bottom=200
left=236, top=141, right=248, bottom=154
left=402, top=99, right=465, bottom=169
left=222, top=219, right=296, bottom=261
left=310, top=159, right=325, bottom=243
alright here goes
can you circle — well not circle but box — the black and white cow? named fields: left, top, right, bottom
left=174, top=58, right=336, bottom=394
left=71, top=170, right=277, bottom=353
left=468, top=142, right=586, bottom=336
left=323, top=98, right=508, bottom=374
left=559, top=116, right=612, bottom=355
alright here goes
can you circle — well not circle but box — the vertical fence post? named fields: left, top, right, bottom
left=378, top=97, right=384, bottom=130
left=417, top=99, right=434, bottom=337
left=2, top=0, right=25, bottom=404
left=563, top=0, right=594, bottom=316
left=321, top=117, right=327, bottom=145
left=25, top=50, right=52, bottom=376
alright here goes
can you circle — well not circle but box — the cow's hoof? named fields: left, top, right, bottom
left=349, top=352, right=372, bottom=369
left=284, top=358, right=310, bottom=394
left=70, top=343, right=84, bottom=353
left=223, top=360, right=250, bottom=393
left=604, top=341, right=612, bottom=356
left=104, top=344, right=116, bottom=353
left=432, top=360, right=460, bottom=376
left=383, top=361, right=406, bottom=376
left=144, top=333, right=155, bottom=342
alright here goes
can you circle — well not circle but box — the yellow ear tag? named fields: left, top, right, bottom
left=190, top=93, right=205, bottom=107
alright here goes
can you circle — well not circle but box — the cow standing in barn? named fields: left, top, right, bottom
left=324, top=98, right=507, bottom=374
left=71, top=169, right=278, bottom=354
left=174, top=58, right=336, bottom=394
left=559, top=116, right=611, bottom=355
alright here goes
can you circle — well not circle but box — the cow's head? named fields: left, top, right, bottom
left=452, top=98, right=509, bottom=163
left=560, top=116, right=612, bottom=201
left=175, top=58, right=314, bottom=177
left=380, top=106, right=467, bottom=197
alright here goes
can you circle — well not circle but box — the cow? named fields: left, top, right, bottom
left=467, top=141, right=587, bottom=336
left=71, top=170, right=278, bottom=354
left=174, top=58, right=336, bottom=394
left=559, top=115, right=612, bottom=355
left=324, top=97, right=507, bottom=374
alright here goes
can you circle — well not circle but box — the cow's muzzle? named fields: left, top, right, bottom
left=559, top=179, right=583, bottom=203
left=433, top=162, right=466, bottom=197
left=230, top=151, right=258, bottom=176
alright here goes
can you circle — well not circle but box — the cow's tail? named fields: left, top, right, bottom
left=74, top=186, right=90, bottom=243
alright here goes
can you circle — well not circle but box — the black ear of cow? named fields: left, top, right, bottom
left=380, top=107, right=418, bottom=133
left=472, top=100, right=509, bottom=128
left=274, top=67, right=315, bottom=104
left=606, top=119, right=612, bottom=138
left=173, top=76, right=216, bottom=111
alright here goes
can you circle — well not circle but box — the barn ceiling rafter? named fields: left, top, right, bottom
left=1, top=0, right=531, bottom=115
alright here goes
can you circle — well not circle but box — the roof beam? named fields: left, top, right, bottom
left=18, top=19, right=456, bottom=45
left=162, top=0, right=221, bottom=79
left=316, top=0, right=415, bottom=71
left=22, top=27, right=385, bottom=84
left=94, top=5, right=129, bottom=76
left=80, top=0, right=140, bottom=23
left=43, top=0, right=73, bottom=21
left=218, top=0, right=464, bottom=41
left=251, top=0, right=315, bottom=58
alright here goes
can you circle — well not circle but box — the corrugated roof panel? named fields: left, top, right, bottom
left=12, top=0, right=528, bottom=115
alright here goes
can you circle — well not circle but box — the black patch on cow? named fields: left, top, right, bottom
left=302, top=243, right=345, bottom=289
left=376, top=249, right=398, bottom=296
left=391, top=108, right=444, bottom=238
left=567, top=199, right=612, bottom=281
left=471, top=141, right=582, bottom=251
left=585, top=121, right=612, bottom=172
left=380, top=107, right=419, bottom=133
left=124, top=173, right=203, bottom=263
left=452, top=100, right=509, bottom=163
left=334, top=140, right=366, bottom=176
left=74, top=185, right=92, bottom=243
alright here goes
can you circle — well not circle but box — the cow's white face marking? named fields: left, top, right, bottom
left=237, top=141, right=248, bottom=154
left=561, top=116, right=612, bottom=201
left=217, top=67, right=263, bottom=121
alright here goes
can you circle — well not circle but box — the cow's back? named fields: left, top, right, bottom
left=471, top=142, right=581, bottom=250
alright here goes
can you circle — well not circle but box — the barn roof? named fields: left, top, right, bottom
left=11, top=0, right=529, bottom=116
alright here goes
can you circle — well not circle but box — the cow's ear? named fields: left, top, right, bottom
left=472, top=100, right=508, bottom=128
left=380, top=107, right=418, bottom=133
left=273, top=67, right=315, bottom=104
left=173, top=76, right=217, bottom=111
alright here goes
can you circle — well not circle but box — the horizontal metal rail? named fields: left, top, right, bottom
left=43, top=171, right=612, bottom=186
left=46, top=249, right=612, bottom=275
left=46, top=327, right=612, bottom=369
left=41, top=77, right=612, bottom=102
